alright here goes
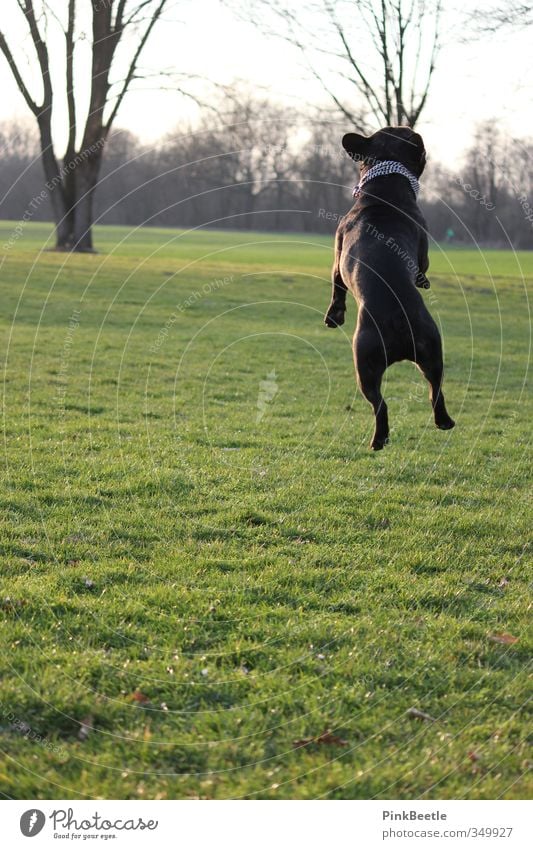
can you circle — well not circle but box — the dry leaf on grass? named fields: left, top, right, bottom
left=467, top=751, right=485, bottom=774
left=488, top=633, right=518, bottom=645
left=293, top=730, right=348, bottom=749
left=131, top=690, right=151, bottom=705
left=407, top=707, right=436, bottom=722
left=497, top=577, right=510, bottom=589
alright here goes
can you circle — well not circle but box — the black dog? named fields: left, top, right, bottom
left=324, top=126, right=455, bottom=449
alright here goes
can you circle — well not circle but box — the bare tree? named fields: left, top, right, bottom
left=234, top=1, right=442, bottom=130
left=0, top=1, right=169, bottom=251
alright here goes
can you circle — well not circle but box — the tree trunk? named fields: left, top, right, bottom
left=71, top=157, right=101, bottom=252
left=48, top=153, right=103, bottom=253
left=37, top=112, right=74, bottom=250
left=55, top=211, right=75, bottom=250
left=56, top=159, right=77, bottom=250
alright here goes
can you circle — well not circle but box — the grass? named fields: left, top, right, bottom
left=0, top=221, right=530, bottom=800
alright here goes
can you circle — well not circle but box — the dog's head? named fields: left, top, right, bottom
left=342, top=126, right=427, bottom=178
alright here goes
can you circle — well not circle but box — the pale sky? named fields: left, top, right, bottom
left=0, top=0, right=531, bottom=168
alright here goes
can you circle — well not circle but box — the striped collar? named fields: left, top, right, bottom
left=352, top=160, right=420, bottom=199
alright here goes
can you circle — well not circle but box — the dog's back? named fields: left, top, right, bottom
left=340, top=176, right=435, bottom=363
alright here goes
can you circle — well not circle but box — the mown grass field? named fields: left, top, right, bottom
left=0, top=222, right=530, bottom=800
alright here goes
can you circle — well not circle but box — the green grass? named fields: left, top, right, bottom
left=0, top=222, right=530, bottom=800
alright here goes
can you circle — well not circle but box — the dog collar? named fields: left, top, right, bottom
left=352, top=160, right=420, bottom=198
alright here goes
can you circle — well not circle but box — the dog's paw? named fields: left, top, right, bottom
left=416, top=271, right=431, bottom=289
left=436, top=416, right=455, bottom=430
left=324, top=307, right=345, bottom=328
left=370, top=436, right=389, bottom=450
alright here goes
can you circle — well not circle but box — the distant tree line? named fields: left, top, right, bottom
left=1, top=102, right=532, bottom=248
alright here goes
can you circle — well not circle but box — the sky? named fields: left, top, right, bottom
left=0, top=0, right=531, bottom=168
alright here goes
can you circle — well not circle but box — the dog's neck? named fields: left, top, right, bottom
left=353, top=160, right=420, bottom=199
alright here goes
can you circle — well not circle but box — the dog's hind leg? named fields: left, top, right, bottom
left=417, top=353, right=455, bottom=431
left=354, top=332, right=389, bottom=450
left=325, top=229, right=347, bottom=327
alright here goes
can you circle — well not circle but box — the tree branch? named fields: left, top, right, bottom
left=22, top=0, right=53, bottom=109
left=325, top=3, right=388, bottom=125
left=409, top=0, right=441, bottom=125
left=0, top=30, right=39, bottom=115
left=65, top=0, right=77, bottom=158
left=104, top=0, right=169, bottom=135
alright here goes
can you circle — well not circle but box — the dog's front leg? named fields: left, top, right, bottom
left=416, top=270, right=431, bottom=289
left=415, top=222, right=431, bottom=289
left=325, top=228, right=347, bottom=327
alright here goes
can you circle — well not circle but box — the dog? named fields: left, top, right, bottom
left=324, top=126, right=455, bottom=449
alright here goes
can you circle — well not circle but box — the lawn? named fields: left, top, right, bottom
left=0, top=222, right=530, bottom=800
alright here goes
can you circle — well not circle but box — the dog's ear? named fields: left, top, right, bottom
left=342, top=133, right=370, bottom=160
left=409, top=131, right=427, bottom=175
